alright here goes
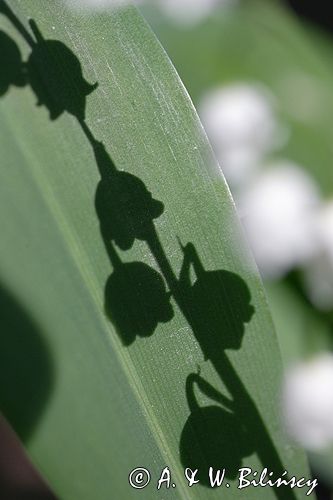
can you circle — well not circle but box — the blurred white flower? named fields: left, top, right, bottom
left=238, top=162, right=320, bottom=279
left=64, top=0, right=141, bottom=11
left=199, top=83, right=286, bottom=188
left=303, top=201, right=333, bottom=310
left=283, top=354, right=333, bottom=451
left=157, top=0, right=228, bottom=25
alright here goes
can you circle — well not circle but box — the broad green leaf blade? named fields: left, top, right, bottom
left=0, top=2, right=309, bottom=498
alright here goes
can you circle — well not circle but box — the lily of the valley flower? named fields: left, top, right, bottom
left=238, top=162, right=320, bottom=279
left=283, top=354, right=333, bottom=451
left=303, top=201, right=333, bottom=310
left=199, top=83, right=284, bottom=188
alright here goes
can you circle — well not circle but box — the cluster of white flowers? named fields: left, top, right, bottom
left=200, top=81, right=333, bottom=296
left=283, top=354, right=333, bottom=450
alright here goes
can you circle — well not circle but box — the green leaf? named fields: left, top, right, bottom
left=0, top=1, right=309, bottom=498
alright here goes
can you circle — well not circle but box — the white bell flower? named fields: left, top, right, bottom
left=238, top=162, right=320, bottom=279
left=283, top=354, right=333, bottom=451
left=303, top=201, right=333, bottom=310
left=199, top=83, right=286, bottom=187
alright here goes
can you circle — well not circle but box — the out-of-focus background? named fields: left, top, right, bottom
left=2, top=0, right=333, bottom=498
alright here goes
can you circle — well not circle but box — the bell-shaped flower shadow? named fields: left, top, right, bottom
left=180, top=373, right=254, bottom=486
left=27, top=20, right=97, bottom=121
left=178, top=242, right=254, bottom=359
left=96, top=170, right=164, bottom=251
left=82, top=133, right=164, bottom=251
left=105, top=258, right=173, bottom=346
